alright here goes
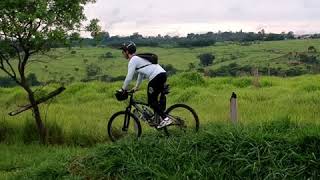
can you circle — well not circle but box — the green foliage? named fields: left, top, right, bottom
left=260, top=79, right=274, bottom=87
left=0, top=117, right=14, bottom=142
left=177, top=37, right=216, bottom=47
left=232, top=78, right=252, bottom=88
left=104, top=52, right=113, bottom=58
left=161, top=64, right=178, bottom=76
left=22, top=117, right=40, bottom=144
left=86, top=19, right=101, bottom=38
left=85, top=63, right=101, bottom=78
left=0, top=76, right=17, bottom=87
left=173, top=89, right=197, bottom=102
left=198, top=53, right=215, bottom=66
left=46, top=121, right=64, bottom=145
left=0, top=0, right=95, bottom=51
left=27, top=73, right=41, bottom=86
left=171, top=72, right=206, bottom=88
left=285, top=66, right=307, bottom=76
left=299, top=53, right=319, bottom=64
left=301, top=84, right=320, bottom=92
left=209, top=63, right=242, bottom=76
left=67, top=122, right=320, bottom=179
left=308, top=46, right=317, bottom=53
left=0, top=73, right=41, bottom=87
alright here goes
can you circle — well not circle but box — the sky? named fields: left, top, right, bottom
left=84, top=0, right=320, bottom=37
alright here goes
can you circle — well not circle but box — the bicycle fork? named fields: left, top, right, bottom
left=122, top=107, right=140, bottom=132
left=122, top=107, right=131, bottom=131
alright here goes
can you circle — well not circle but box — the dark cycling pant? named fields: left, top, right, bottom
left=148, top=72, right=167, bottom=119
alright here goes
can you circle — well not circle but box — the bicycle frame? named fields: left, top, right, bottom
left=122, top=92, right=150, bottom=131
left=122, top=91, right=165, bottom=130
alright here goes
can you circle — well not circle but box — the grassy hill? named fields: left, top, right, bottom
left=1, top=39, right=320, bottom=86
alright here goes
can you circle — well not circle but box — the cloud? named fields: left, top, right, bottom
left=84, top=0, right=320, bottom=36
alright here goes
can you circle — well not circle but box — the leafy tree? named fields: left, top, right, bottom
left=85, top=19, right=107, bottom=46
left=0, top=0, right=97, bottom=143
left=198, top=53, right=215, bottom=66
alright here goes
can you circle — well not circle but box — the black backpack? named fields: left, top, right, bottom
left=135, top=53, right=158, bottom=70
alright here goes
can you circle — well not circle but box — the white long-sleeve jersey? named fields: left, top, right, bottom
left=122, top=55, right=166, bottom=90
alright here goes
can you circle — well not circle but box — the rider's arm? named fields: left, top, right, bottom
left=134, top=73, right=144, bottom=89
left=122, top=60, right=136, bottom=90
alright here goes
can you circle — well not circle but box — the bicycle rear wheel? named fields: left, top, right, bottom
left=164, top=104, right=199, bottom=136
left=107, top=111, right=142, bottom=142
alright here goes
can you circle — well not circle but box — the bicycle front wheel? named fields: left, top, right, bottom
left=164, top=104, right=199, bottom=136
left=107, top=111, right=142, bottom=142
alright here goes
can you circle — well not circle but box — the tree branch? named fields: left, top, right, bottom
left=4, top=58, right=16, bottom=78
left=0, top=53, right=21, bottom=85
left=8, top=87, right=66, bottom=116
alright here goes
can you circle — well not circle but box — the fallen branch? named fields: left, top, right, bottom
left=8, top=87, right=66, bottom=116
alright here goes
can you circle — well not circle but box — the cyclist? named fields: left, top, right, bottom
left=117, top=41, right=172, bottom=128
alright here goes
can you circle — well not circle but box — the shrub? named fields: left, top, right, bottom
left=27, top=73, right=41, bottom=86
left=299, top=54, right=319, bottom=64
left=86, top=63, right=101, bottom=77
left=308, top=46, right=317, bottom=53
left=105, top=52, right=113, bottom=58
left=161, top=64, right=178, bottom=76
left=198, top=53, right=215, bottom=67
left=0, top=76, right=17, bottom=87
left=286, top=67, right=307, bottom=76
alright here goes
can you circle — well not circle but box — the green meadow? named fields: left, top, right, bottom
left=1, top=39, right=320, bottom=179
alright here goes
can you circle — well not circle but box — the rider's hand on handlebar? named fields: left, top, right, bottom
left=131, top=86, right=139, bottom=92
left=117, top=88, right=126, bottom=93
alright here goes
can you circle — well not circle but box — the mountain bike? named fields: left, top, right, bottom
left=107, top=85, right=199, bottom=142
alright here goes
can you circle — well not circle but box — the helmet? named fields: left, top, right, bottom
left=115, top=90, right=128, bottom=101
left=119, top=41, right=136, bottom=54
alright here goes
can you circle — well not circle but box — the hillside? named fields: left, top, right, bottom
left=1, top=39, right=320, bottom=87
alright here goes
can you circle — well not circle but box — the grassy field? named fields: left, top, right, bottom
left=1, top=39, right=320, bottom=179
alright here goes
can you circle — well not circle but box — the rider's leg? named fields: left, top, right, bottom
left=147, top=73, right=172, bottom=128
left=147, top=72, right=167, bottom=119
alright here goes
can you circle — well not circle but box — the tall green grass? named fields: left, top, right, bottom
left=1, top=73, right=320, bottom=145
left=67, top=122, right=320, bottom=179
left=1, top=73, right=320, bottom=179
left=3, top=121, right=319, bottom=179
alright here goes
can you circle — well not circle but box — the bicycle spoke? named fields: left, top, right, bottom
left=164, top=104, right=199, bottom=137
left=108, top=111, right=141, bottom=142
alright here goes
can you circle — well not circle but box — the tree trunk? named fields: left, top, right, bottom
left=24, top=86, right=47, bottom=144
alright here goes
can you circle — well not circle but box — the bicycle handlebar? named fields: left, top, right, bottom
left=127, top=90, right=135, bottom=95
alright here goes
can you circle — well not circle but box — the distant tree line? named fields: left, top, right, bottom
left=66, top=30, right=303, bottom=48
left=4, top=30, right=318, bottom=49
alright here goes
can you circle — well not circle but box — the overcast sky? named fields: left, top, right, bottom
left=84, top=0, right=320, bottom=36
